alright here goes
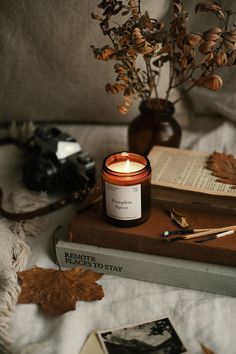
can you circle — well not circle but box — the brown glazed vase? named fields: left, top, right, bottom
left=128, top=99, right=182, bottom=156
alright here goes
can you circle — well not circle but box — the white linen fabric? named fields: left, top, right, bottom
left=0, top=115, right=234, bottom=354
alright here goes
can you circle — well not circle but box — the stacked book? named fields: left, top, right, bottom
left=56, top=147, right=236, bottom=297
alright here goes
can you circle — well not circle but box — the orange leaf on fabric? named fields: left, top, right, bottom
left=17, top=266, right=104, bottom=315
left=207, top=152, right=236, bottom=187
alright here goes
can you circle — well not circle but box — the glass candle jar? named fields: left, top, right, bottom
left=102, top=152, right=151, bottom=227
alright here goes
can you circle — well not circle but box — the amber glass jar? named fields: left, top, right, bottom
left=102, top=152, right=151, bottom=227
left=128, top=99, right=182, bottom=156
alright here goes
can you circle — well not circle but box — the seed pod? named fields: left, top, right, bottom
left=200, top=52, right=214, bottom=64
left=225, top=30, right=236, bottom=42
left=199, top=41, right=215, bottom=54
left=184, top=45, right=196, bottom=60
left=198, top=74, right=223, bottom=91
left=214, top=51, right=227, bottom=66
left=203, top=28, right=222, bottom=41
left=186, top=33, right=202, bottom=47
left=223, top=39, right=236, bottom=50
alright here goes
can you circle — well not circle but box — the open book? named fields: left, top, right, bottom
left=148, top=146, right=236, bottom=211
left=80, top=317, right=189, bottom=354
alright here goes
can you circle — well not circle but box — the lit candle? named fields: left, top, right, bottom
left=102, top=152, right=151, bottom=227
left=108, top=159, right=145, bottom=173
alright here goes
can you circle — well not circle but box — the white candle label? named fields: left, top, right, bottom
left=105, top=182, right=141, bottom=220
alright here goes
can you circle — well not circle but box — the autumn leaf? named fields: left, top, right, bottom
left=200, top=342, right=216, bottom=354
left=17, top=266, right=104, bottom=315
left=206, top=152, right=236, bottom=187
left=170, top=208, right=190, bottom=228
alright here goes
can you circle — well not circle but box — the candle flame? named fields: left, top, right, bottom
left=124, top=159, right=130, bottom=172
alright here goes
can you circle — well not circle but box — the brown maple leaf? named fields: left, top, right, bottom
left=207, top=151, right=236, bottom=187
left=17, top=266, right=104, bottom=315
left=200, top=342, right=216, bottom=354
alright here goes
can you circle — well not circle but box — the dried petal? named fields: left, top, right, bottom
left=105, top=83, right=126, bottom=94
left=186, top=33, right=202, bottom=47
left=132, top=27, right=154, bottom=54
left=203, top=30, right=220, bottom=42
left=92, top=46, right=115, bottom=61
left=198, top=74, right=223, bottom=91
left=200, top=52, right=214, bottom=64
left=139, top=11, right=153, bottom=30
left=119, top=34, right=131, bottom=47
left=174, top=0, right=183, bottom=15
left=227, top=30, right=236, bottom=42
left=223, top=38, right=236, bottom=50
left=176, top=30, right=186, bottom=49
left=128, top=0, right=139, bottom=18
left=170, top=208, right=190, bottom=228
left=157, top=42, right=172, bottom=55
left=214, top=51, right=227, bottom=66
left=91, top=12, right=102, bottom=21
left=199, top=40, right=216, bottom=54
left=114, top=64, right=127, bottom=74
left=227, top=49, right=236, bottom=65
left=195, top=2, right=225, bottom=19
left=118, top=95, right=133, bottom=115
left=179, top=56, right=188, bottom=69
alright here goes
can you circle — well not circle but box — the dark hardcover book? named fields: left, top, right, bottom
left=68, top=200, right=236, bottom=267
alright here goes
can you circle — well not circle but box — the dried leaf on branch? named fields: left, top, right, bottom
left=91, top=0, right=236, bottom=114
left=197, top=74, right=223, bottom=91
left=17, top=266, right=104, bottom=315
left=206, top=152, right=236, bottom=187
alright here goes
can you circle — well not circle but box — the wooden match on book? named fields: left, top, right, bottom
left=164, top=225, right=236, bottom=242
left=161, top=228, right=211, bottom=237
left=195, top=230, right=235, bottom=243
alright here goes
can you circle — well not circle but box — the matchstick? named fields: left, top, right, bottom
left=182, top=225, right=236, bottom=240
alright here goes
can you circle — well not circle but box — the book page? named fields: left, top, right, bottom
left=148, top=146, right=236, bottom=197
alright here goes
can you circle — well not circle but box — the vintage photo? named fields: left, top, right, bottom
left=98, top=317, right=188, bottom=354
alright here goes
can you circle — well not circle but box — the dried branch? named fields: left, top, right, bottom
left=91, top=0, right=236, bottom=114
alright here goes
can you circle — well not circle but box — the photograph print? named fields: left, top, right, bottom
left=98, top=317, right=188, bottom=354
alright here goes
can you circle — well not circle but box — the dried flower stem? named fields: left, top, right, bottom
left=92, top=0, right=236, bottom=114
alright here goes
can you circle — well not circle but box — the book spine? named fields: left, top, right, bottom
left=56, top=240, right=236, bottom=297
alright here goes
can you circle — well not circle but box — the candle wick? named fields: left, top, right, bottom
left=124, top=159, right=130, bottom=173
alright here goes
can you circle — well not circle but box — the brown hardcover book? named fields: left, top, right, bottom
left=68, top=200, right=236, bottom=267
left=148, top=146, right=236, bottom=212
